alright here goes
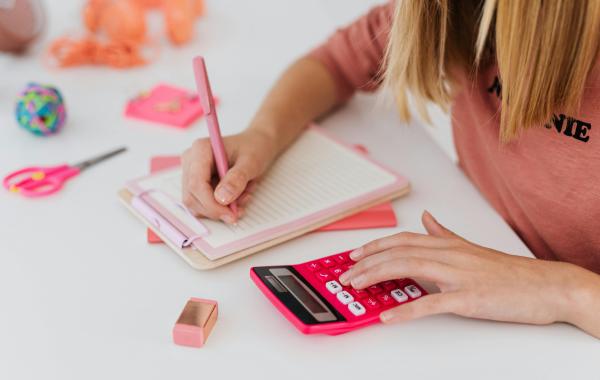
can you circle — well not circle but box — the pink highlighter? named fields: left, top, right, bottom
left=192, top=56, right=238, bottom=215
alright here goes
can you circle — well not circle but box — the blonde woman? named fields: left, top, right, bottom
left=181, top=1, right=600, bottom=337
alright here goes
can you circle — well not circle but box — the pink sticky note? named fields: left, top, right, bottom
left=316, top=202, right=397, bottom=231
left=125, top=84, right=217, bottom=128
left=146, top=146, right=397, bottom=244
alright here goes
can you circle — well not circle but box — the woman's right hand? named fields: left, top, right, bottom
left=181, top=56, right=340, bottom=223
left=181, top=129, right=278, bottom=224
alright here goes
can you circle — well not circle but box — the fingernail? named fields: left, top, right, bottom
left=220, top=214, right=235, bottom=224
left=351, top=275, right=366, bottom=288
left=424, top=210, right=436, bottom=221
left=215, top=186, right=234, bottom=205
left=380, top=312, right=392, bottom=323
left=339, top=271, right=351, bottom=285
left=349, top=247, right=363, bottom=260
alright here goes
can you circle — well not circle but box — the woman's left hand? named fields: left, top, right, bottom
left=339, top=211, right=600, bottom=334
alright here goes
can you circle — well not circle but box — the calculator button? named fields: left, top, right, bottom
left=367, top=285, right=383, bottom=295
left=320, top=258, right=336, bottom=268
left=350, top=288, right=369, bottom=299
left=405, top=285, right=422, bottom=298
left=306, top=262, right=321, bottom=271
left=381, top=281, right=397, bottom=291
left=315, top=271, right=332, bottom=283
left=333, top=254, right=348, bottom=264
left=348, top=302, right=366, bottom=316
left=336, top=291, right=354, bottom=305
left=364, top=297, right=380, bottom=310
left=390, top=289, right=409, bottom=303
left=377, top=293, right=395, bottom=306
left=330, top=267, right=344, bottom=277
left=325, top=281, right=342, bottom=294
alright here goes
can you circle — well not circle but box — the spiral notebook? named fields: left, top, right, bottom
left=118, top=126, right=410, bottom=270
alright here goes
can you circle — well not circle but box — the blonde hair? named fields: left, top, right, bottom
left=384, top=0, right=600, bottom=141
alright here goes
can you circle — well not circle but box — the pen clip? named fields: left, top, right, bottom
left=193, top=56, right=215, bottom=115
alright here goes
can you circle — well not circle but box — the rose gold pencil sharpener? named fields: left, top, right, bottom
left=172, top=297, right=218, bottom=348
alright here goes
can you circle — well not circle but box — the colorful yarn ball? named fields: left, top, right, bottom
left=15, top=83, right=67, bottom=136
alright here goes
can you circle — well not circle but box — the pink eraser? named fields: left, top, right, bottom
left=173, top=298, right=218, bottom=348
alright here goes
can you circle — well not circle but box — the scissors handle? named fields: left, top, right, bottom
left=3, top=165, right=80, bottom=198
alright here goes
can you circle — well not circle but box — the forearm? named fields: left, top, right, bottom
left=247, top=57, right=340, bottom=154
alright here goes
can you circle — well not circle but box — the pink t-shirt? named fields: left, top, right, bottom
left=310, top=2, right=600, bottom=274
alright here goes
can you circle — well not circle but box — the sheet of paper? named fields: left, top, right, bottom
left=146, top=153, right=397, bottom=243
left=133, top=129, right=400, bottom=252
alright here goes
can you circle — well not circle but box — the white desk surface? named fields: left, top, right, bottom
left=0, top=1, right=598, bottom=379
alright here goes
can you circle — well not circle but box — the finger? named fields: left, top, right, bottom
left=343, top=257, right=456, bottom=289
left=181, top=140, right=239, bottom=223
left=422, top=210, right=458, bottom=239
left=183, top=182, right=236, bottom=223
left=214, top=156, right=261, bottom=206
left=341, top=246, right=463, bottom=285
left=182, top=139, right=214, bottom=175
left=181, top=154, right=210, bottom=215
left=245, top=180, right=258, bottom=195
left=238, top=193, right=252, bottom=208
left=350, top=231, right=458, bottom=261
left=181, top=142, right=214, bottom=198
left=181, top=185, right=204, bottom=216
left=184, top=168, right=236, bottom=222
left=380, top=292, right=462, bottom=323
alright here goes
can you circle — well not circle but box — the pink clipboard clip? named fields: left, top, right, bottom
left=192, top=56, right=238, bottom=216
left=132, top=189, right=209, bottom=249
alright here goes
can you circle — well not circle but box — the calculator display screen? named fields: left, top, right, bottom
left=279, top=275, right=326, bottom=313
left=260, top=267, right=340, bottom=323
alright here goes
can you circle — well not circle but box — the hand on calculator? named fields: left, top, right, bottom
left=252, top=211, right=600, bottom=337
left=251, top=246, right=427, bottom=334
left=339, top=211, right=599, bottom=335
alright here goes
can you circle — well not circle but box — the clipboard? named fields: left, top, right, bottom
left=118, top=126, right=410, bottom=270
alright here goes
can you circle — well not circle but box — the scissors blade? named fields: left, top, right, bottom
left=73, top=147, right=127, bottom=171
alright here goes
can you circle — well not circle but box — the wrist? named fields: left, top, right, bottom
left=560, top=264, right=600, bottom=335
left=246, top=117, right=282, bottom=150
left=241, top=123, right=282, bottom=164
left=247, top=111, right=307, bottom=157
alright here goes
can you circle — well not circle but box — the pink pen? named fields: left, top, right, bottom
left=193, top=56, right=238, bottom=216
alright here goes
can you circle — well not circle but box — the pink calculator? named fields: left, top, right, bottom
left=250, top=250, right=427, bottom=335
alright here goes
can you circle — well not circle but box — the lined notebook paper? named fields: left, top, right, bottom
left=127, top=127, right=408, bottom=260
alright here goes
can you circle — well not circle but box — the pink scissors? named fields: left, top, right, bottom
left=3, top=147, right=127, bottom=198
